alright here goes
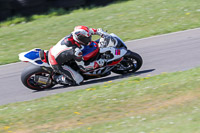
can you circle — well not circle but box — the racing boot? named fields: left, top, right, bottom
left=52, top=75, right=72, bottom=85
left=53, top=75, right=83, bottom=86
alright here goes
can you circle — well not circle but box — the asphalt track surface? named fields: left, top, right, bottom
left=0, top=28, right=200, bottom=105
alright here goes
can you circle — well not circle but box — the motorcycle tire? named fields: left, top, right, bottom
left=111, top=50, right=143, bottom=74
left=21, top=64, right=55, bottom=91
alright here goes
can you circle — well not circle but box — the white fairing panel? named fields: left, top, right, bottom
left=19, top=48, right=50, bottom=67
left=110, top=33, right=127, bottom=47
left=98, top=33, right=127, bottom=62
left=100, top=47, right=127, bottom=62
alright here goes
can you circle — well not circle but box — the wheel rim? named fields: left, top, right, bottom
left=115, top=57, right=138, bottom=72
left=27, top=72, right=52, bottom=89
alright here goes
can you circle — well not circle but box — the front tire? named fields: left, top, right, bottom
left=111, top=50, right=143, bottom=74
left=21, top=64, right=55, bottom=91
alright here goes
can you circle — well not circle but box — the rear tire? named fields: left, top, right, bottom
left=111, top=50, right=143, bottom=74
left=21, top=64, right=55, bottom=91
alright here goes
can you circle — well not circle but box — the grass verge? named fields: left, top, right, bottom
left=0, top=0, right=200, bottom=65
left=0, top=8, right=70, bottom=27
left=0, top=67, right=200, bottom=133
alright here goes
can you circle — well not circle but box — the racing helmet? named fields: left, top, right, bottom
left=72, top=25, right=92, bottom=46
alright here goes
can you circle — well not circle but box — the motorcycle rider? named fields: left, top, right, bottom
left=48, top=25, right=108, bottom=85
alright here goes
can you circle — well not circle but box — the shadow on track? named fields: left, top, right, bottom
left=84, top=69, right=155, bottom=85
left=33, top=69, right=155, bottom=92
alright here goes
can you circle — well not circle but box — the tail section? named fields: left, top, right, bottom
left=19, top=48, right=50, bottom=67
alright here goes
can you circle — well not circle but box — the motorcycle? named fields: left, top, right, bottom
left=19, top=33, right=143, bottom=91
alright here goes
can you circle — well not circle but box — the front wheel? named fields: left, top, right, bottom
left=111, top=50, right=143, bottom=74
left=21, top=64, right=55, bottom=91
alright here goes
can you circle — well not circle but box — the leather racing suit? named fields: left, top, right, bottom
left=48, top=28, right=106, bottom=85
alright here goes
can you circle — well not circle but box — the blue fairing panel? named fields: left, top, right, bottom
left=35, top=49, right=41, bottom=52
left=24, top=51, right=39, bottom=60
left=82, top=42, right=98, bottom=56
left=35, top=60, right=43, bottom=64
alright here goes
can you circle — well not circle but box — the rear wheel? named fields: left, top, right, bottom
left=111, top=50, right=143, bottom=74
left=21, top=64, right=55, bottom=91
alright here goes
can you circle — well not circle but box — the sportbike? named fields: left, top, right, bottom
left=19, top=33, right=143, bottom=91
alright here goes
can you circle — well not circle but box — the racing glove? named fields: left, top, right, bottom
left=97, top=28, right=109, bottom=37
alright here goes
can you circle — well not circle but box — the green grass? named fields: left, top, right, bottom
left=0, top=67, right=200, bottom=133
left=0, top=0, right=200, bottom=65
left=0, top=8, right=70, bottom=27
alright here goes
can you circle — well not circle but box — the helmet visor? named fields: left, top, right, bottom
left=78, top=35, right=92, bottom=45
